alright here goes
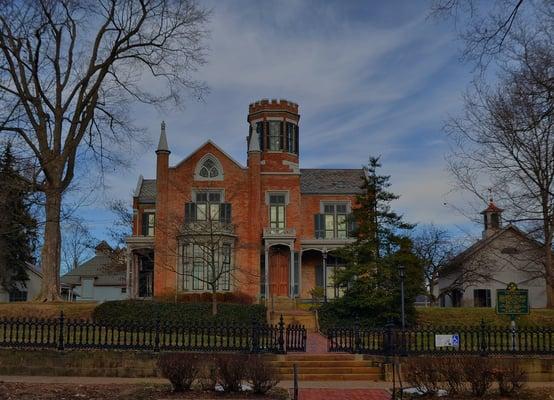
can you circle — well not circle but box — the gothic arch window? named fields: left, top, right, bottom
left=194, top=154, right=224, bottom=181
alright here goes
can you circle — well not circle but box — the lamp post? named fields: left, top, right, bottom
left=399, top=264, right=406, bottom=330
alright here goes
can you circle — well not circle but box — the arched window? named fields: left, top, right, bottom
left=194, top=154, right=224, bottom=181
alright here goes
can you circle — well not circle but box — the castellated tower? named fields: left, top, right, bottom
left=247, top=99, right=300, bottom=173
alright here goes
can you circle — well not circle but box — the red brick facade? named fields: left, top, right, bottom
left=127, top=99, right=363, bottom=300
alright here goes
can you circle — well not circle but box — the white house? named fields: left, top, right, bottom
left=61, top=241, right=127, bottom=302
left=437, top=200, right=547, bottom=309
left=0, top=263, right=43, bottom=302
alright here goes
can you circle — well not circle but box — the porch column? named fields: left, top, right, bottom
left=298, top=250, right=303, bottom=298
left=289, top=247, right=294, bottom=298
left=322, top=249, right=328, bottom=302
left=126, top=248, right=132, bottom=299
left=264, top=245, right=269, bottom=299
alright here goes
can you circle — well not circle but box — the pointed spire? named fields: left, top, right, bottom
left=248, top=124, right=260, bottom=152
left=156, top=120, right=170, bottom=154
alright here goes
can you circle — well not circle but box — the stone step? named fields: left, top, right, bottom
left=276, top=366, right=380, bottom=374
left=272, top=360, right=373, bottom=368
left=279, top=373, right=382, bottom=381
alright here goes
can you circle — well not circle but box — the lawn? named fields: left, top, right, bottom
left=416, top=308, right=554, bottom=328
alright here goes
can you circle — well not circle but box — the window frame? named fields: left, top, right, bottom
left=321, top=202, right=349, bottom=239
left=194, top=190, right=223, bottom=222
left=269, top=193, right=286, bottom=230
left=473, top=289, right=492, bottom=307
left=142, top=212, right=155, bottom=236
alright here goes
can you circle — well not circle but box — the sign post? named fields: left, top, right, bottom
left=496, top=282, right=529, bottom=351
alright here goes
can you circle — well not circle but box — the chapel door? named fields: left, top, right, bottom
left=269, top=247, right=289, bottom=296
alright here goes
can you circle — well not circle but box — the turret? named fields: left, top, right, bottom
left=247, top=99, right=300, bottom=173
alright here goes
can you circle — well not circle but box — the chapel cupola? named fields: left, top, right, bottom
left=481, top=195, right=503, bottom=238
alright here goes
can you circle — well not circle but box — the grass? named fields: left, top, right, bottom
left=416, top=307, right=554, bottom=328
left=0, top=301, right=97, bottom=320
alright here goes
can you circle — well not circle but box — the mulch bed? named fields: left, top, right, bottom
left=0, top=383, right=288, bottom=400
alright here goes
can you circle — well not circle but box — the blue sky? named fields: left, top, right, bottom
left=75, top=0, right=484, bottom=245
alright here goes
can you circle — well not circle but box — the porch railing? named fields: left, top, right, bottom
left=0, top=313, right=307, bottom=354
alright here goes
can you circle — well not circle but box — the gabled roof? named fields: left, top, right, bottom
left=174, top=140, right=246, bottom=170
left=442, top=224, right=545, bottom=276
left=61, top=251, right=126, bottom=287
left=300, top=169, right=364, bottom=194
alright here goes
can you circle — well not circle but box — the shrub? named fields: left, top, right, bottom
left=494, top=358, right=527, bottom=396
left=436, top=357, right=466, bottom=395
left=157, top=353, right=202, bottom=392
left=92, top=300, right=266, bottom=326
left=155, top=291, right=254, bottom=305
left=214, top=353, right=249, bottom=392
left=462, top=357, right=495, bottom=397
left=403, top=357, right=442, bottom=395
left=197, top=355, right=218, bottom=391
left=246, top=355, right=280, bottom=394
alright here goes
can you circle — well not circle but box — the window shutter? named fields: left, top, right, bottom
left=294, top=125, right=299, bottom=154
left=220, top=203, right=232, bottom=224
left=293, top=252, right=299, bottom=296
left=257, top=122, right=264, bottom=151
left=264, top=121, right=269, bottom=150
left=279, top=121, right=284, bottom=151
left=141, top=214, right=149, bottom=236
left=260, top=252, right=266, bottom=298
left=314, top=214, right=325, bottom=239
left=347, top=214, right=358, bottom=237
left=315, top=264, right=324, bottom=288
left=184, top=203, right=196, bottom=223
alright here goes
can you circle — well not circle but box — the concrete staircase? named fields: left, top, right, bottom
left=267, top=297, right=317, bottom=331
left=271, top=353, right=382, bottom=381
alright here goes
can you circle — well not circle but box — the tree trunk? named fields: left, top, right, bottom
left=37, top=189, right=62, bottom=301
left=212, top=287, right=218, bottom=316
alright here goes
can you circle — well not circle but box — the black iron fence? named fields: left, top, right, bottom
left=327, top=320, right=554, bottom=356
left=0, top=312, right=307, bottom=354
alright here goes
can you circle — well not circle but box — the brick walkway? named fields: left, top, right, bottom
left=306, top=332, right=328, bottom=353
left=297, top=388, right=390, bottom=400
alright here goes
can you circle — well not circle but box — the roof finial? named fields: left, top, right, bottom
left=156, top=120, right=170, bottom=154
left=488, top=187, right=493, bottom=203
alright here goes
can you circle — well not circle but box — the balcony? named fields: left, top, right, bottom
left=181, top=220, right=236, bottom=237
left=263, top=227, right=296, bottom=239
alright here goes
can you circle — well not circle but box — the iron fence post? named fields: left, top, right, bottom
left=57, top=311, right=65, bottom=351
left=154, top=314, right=160, bottom=352
left=354, top=315, right=361, bottom=353
left=251, top=318, right=259, bottom=353
left=479, top=319, right=487, bottom=357
left=293, top=363, right=299, bottom=400
left=278, top=314, right=285, bottom=354
left=385, top=322, right=395, bottom=357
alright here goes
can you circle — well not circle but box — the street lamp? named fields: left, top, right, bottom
left=398, top=264, right=406, bottom=330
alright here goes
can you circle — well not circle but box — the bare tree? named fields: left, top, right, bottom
left=61, top=218, right=94, bottom=273
left=412, top=224, right=459, bottom=305
left=0, top=0, right=210, bottom=300
left=107, top=199, right=133, bottom=249
left=446, top=27, right=554, bottom=306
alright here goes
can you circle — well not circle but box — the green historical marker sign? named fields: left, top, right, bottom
left=496, top=282, right=529, bottom=316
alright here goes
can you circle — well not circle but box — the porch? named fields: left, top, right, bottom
left=125, top=236, right=155, bottom=298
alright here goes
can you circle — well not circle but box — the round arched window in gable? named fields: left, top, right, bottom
left=195, top=154, right=224, bottom=181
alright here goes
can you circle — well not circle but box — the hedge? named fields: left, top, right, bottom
left=92, top=300, right=266, bottom=326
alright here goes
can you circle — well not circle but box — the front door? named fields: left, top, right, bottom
left=269, top=247, right=289, bottom=296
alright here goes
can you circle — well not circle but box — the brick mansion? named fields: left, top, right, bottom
left=126, top=100, right=363, bottom=301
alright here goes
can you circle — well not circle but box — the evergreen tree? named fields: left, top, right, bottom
left=0, top=144, right=37, bottom=293
left=321, top=157, right=424, bottom=328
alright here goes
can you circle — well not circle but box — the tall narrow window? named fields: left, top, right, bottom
left=269, top=194, right=286, bottom=230
left=142, top=212, right=155, bottom=236
left=195, top=191, right=222, bottom=221
left=286, top=122, right=295, bottom=153
left=323, top=204, right=348, bottom=239
left=268, top=121, right=281, bottom=150
left=474, top=289, right=491, bottom=307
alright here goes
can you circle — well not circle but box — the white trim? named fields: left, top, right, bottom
left=265, top=190, right=290, bottom=205
left=319, top=200, right=352, bottom=214
left=194, top=153, right=225, bottom=181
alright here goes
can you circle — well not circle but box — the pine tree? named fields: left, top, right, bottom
left=0, top=143, right=37, bottom=294
left=323, top=157, right=424, bottom=327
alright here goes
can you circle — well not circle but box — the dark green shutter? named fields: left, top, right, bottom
left=314, top=214, right=325, bottom=239
left=294, top=125, right=299, bottom=154
left=315, top=264, right=324, bottom=288
left=347, top=214, right=358, bottom=237
left=293, top=252, right=299, bottom=296
left=260, top=252, right=265, bottom=298
left=184, top=203, right=196, bottom=223
left=220, top=203, right=232, bottom=224
left=141, top=213, right=149, bottom=236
